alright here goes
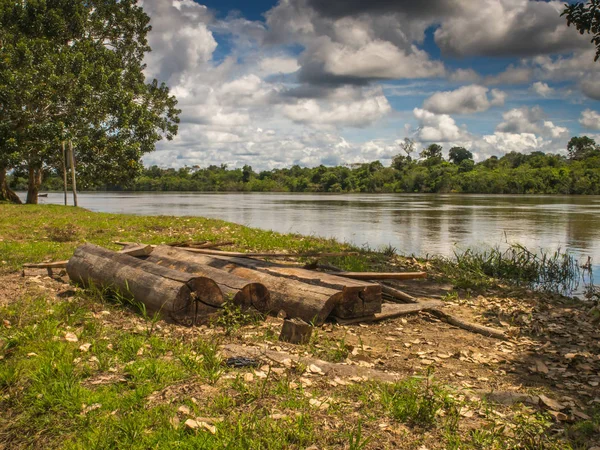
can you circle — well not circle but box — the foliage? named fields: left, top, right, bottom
left=563, top=0, right=600, bottom=61
left=0, top=0, right=179, bottom=203
left=31, top=136, right=600, bottom=195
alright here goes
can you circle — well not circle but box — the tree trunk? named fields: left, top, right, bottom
left=68, top=140, right=78, bottom=207
left=0, top=166, right=22, bottom=204
left=66, top=244, right=224, bottom=325
left=26, top=166, right=42, bottom=205
left=62, top=141, right=68, bottom=206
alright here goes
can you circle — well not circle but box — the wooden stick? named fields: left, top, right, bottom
left=334, top=271, right=427, bottom=281
left=426, top=309, right=509, bottom=341
left=181, top=248, right=359, bottom=258
left=380, top=284, right=418, bottom=303
left=68, top=140, right=78, bottom=207
left=115, top=241, right=233, bottom=250
left=23, top=261, right=68, bottom=269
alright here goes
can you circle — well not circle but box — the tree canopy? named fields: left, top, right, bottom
left=0, top=0, right=180, bottom=203
left=562, top=0, right=600, bottom=61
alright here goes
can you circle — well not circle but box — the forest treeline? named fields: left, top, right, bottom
left=13, top=136, right=600, bottom=195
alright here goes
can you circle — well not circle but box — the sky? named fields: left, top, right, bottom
left=138, top=0, right=600, bottom=170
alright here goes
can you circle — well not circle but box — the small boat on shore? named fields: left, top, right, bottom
left=39, top=193, right=48, bottom=197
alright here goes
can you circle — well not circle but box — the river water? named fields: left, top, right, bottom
left=30, top=192, right=600, bottom=271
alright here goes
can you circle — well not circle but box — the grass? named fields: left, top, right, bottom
left=2, top=204, right=599, bottom=448
left=430, top=244, right=591, bottom=295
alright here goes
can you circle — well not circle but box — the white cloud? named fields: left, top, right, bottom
left=413, top=108, right=467, bottom=142
left=531, top=81, right=555, bottom=97
left=496, top=106, right=545, bottom=134
left=282, top=87, right=391, bottom=127
left=258, top=57, right=300, bottom=75
left=579, top=109, right=600, bottom=130
left=423, top=85, right=505, bottom=114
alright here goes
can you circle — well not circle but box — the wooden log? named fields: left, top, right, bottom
left=148, top=246, right=342, bottom=325
left=66, top=244, right=224, bottom=325
left=335, top=271, right=427, bottom=281
left=279, top=318, right=313, bottom=344
left=152, top=246, right=381, bottom=319
left=145, top=250, right=271, bottom=313
left=333, top=300, right=443, bottom=325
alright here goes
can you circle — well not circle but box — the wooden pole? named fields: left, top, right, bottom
left=61, top=140, right=68, bottom=206
left=68, top=140, right=78, bottom=207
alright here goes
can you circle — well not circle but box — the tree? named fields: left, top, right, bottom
left=562, top=0, right=600, bottom=61
left=567, top=136, right=599, bottom=160
left=420, top=144, right=443, bottom=161
left=448, top=147, right=473, bottom=165
left=0, top=0, right=180, bottom=204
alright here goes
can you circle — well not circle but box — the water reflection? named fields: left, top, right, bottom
left=24, top=192, right=600, bottom=272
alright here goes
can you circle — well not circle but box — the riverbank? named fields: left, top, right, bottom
left=1, top=205, right=599, bottom=448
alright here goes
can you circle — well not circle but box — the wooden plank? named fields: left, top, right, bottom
left=23, top=261, right=68, bottom=269
left=118, top=244, right=154, bottom=257
left=182, top=248, right=359, bottom=258
left=333, top=300, right=443, bottom=325
left=336, top=271, right=427, bottom=280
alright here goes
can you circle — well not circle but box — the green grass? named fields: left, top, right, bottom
left=0, top=204, right=378, bottom=274
left=1, top=204, right=598, bottom=448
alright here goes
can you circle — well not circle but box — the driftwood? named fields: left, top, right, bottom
left=336, top=271, right=427, bottom=281
left=426, top=309, right=509, bottom=341
left=145, top=248, right=271, bottom=313
left=380, top=284, right=418, bottom=303
left=147, top=246, right=341, bottom=325
left=167, top=249, right=382, bottom=319
left=333, top=300, right=443, bottom=324
left=66, top=244, right=224, bottom=325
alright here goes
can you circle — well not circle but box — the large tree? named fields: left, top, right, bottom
left=567, top=136, right=599, bottom=160
left=0, top=0, right=180, bottom=204
left=562, top=0, right=600, bottom=61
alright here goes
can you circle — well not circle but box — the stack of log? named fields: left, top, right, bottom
left=59, top=243, right=428, bottom=327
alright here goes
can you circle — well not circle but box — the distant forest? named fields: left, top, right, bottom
left=11, top=136, right=600, bottom=195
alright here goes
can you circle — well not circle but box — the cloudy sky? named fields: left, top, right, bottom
left=139, top=0, right=600, bottom=170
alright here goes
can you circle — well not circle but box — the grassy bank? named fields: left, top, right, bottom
left=1, top=204, right=599, bottom=449
left=0, top=204, right=376, bottom=274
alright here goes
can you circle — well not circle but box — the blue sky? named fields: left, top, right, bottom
left=139, top=0, right=600, bottom=170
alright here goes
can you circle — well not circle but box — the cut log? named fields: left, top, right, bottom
left=66, top=244, right=224, bottom=325
left=279, top=318, right=313, bottom=345
left=333, top=300, right=443, bottom=325
left=335, top=271, right=427, bottom=281
left=148, top=246, right=342, bottom=325
left=150, top=246, right=381, bottom=319
left=145, top=251, right=271, bottom=313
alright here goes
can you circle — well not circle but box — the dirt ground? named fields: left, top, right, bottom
left=3, top=270, right=600, bottom=447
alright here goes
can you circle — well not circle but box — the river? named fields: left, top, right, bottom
left=27, top=192, right=600, bottom=272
